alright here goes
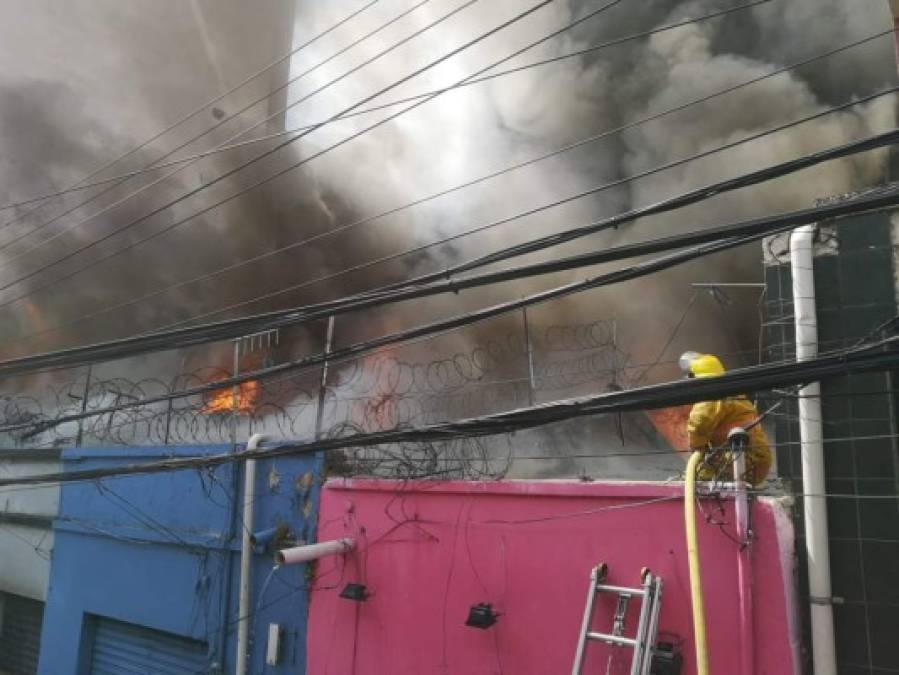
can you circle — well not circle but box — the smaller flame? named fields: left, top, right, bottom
left=25, top=302, right=46, bottom=331
left=202, top=381, right=260, bottom=415
left=366, top=392, right=398, bottom=430
left=645, top=406, right=691, bottom=451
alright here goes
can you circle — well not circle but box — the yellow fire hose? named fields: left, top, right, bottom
left=685, top=450, right=711, bottom=675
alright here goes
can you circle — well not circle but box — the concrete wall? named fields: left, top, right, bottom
left=38, top=443, right=322, bottom=675
left=308, top=478, right=799, bottom=675
left=0, top=450, right=60, bottom=601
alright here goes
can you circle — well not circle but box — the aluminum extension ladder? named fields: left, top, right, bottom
left=571, top=563, right=664, bottom=675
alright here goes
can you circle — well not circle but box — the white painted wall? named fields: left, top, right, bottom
left=0, top=453, right=60, bottom=601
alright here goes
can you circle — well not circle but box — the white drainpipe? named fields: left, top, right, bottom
left=236, top=433, right=269, bottom=675
left=275, top=538, right=355, bottom=565
left=790, top=226, right=837, bottom=675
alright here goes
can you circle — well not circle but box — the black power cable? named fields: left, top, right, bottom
left=1, top=333, right=897, bottom=487
left=1, top=173, right=896, bottom=380
left=1, top=14, right=888, bottom=315
left=27, top=82, right=897, bottom=344
left=0, top=0, right=769, bottom=216
left=0, top=0, right=383, bottom=231
left=0, top=0, right=601, bottom=306
left=0, top=0, right=450, bottom=261
left=9, top=29, right=892, bottom=346
left=3, top=191, right=899, bottom=440
left=380, top=126, right=899, bottom=288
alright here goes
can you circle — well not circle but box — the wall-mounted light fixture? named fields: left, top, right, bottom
left=251, top=524, right=290, bottom=555
left=339, top=583, right=369, bottom=602
left=465, top=603, right=499, bottom=629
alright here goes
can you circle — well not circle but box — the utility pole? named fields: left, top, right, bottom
left=522, top=307, right=536, bottom=407
left=314, top=316, right=336, bottom=441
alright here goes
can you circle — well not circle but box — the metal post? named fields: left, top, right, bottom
left=522, top=307, right=536, bottom=407
left=230, top=339, right=240, bottom=450
left=75, top=363, right=92, bottom=447
left=732, top=451, right=755, bottom=675
left=236, top=433, right=269, bottom=675
left=217, top=338, right=242, bottom=669
left=163, top=397, right=174, bottom=446
left=104, top=393, right=122, bottom=439
left=314, top=316, right=336, bottom=441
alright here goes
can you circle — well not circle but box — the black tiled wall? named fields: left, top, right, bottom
left=764, top=212, right=899, bottom=675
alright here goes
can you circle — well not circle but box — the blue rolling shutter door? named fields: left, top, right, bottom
left=89, top=617, right=208, bottom=675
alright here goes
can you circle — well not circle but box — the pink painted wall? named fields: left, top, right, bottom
left=308, top=479, right=798, bottom=675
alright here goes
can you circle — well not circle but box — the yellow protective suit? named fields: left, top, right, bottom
left=687, top=396, right=772, bottom=486
left=681, top=352, right=772, bottom=486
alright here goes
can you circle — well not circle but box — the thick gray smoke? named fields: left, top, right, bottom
left=0, top=0, right=303, bottom=349
left=289, top=0, right=896, bottom=374
left=0, top=0, right=895, bottom=474
left=279, top=0, right=898, bottom=477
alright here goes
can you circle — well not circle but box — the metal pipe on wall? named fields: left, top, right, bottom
left=790, top=225, right=837, bottom=675
left=732, top=450, right=755, bottom=675
left=216, top=339, right=243, bottom=667
left=275, top=538, right=355, bottom=566
left=236, top=433, right=269, bottom=675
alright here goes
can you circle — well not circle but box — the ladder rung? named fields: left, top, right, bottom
left=594, top=584, right=646, bottom=596
left=586, top=632, right=638, bottom=647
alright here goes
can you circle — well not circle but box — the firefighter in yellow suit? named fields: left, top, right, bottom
left=679, top=351, right=773, bottom=487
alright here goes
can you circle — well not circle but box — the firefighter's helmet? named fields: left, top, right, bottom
left=679, top=351, right=725, bottom=378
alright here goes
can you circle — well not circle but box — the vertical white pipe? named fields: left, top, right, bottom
left=236, top=433, right=269, bottom=675
left=790, top=225, right=837, bottom=675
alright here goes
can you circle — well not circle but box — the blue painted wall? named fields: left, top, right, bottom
left=38, top=443, right=323, bottom=674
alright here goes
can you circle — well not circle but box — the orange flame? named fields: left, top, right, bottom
left=25, top=302, right=46, bottom=332
left=202, top=380, right=260, bottom=415
left=645, top=406, right=692, bottom=451
left=366, top=392, right=398, bottom=430
left=359, top=347, right=401, bottom=429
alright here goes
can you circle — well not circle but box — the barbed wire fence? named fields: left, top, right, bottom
left=0, top=316, right=632, bottom=480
